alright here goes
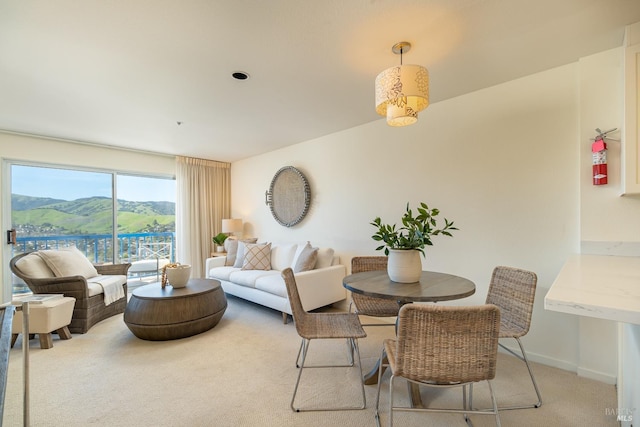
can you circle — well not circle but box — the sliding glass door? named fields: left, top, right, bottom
left=6, top=162, right=175, bottom=296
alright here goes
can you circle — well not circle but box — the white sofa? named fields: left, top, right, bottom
left=205, top=241, right=346, bottom=323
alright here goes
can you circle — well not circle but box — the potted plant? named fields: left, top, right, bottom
left=371, top=202, right=458, bottom=283
left=212, top=232, right=228, bottom=252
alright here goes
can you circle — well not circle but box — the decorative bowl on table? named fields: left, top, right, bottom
left=164, top=264, right=192, bottom=288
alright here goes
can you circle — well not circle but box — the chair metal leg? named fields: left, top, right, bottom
left=346, top=338, right=354, bottom=365
left=388, top=374, right=396, bottom=427
left=291, top=339, right=309, bottom=411
left=463, top=385, right=472, bottom=426
left=471, top=338, right=542, bottom=412
left=290, top=337, right=366, bottom=412
left=487, top=380, right=501, bottom=427
left=381, top=377, right=501, bottom=426
left=374, top=347, right=387, bottom=426
left=295, top=339, right=306, bottom=368
left=497, top=338, right=542, bottom=410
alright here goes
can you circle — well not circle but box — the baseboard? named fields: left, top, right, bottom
left=499, top=344, right=617, bottom=385
left=576, top=367, right=617, bottom=385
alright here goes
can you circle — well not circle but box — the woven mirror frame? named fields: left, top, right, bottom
left=265, top=166, right=311, bottom=227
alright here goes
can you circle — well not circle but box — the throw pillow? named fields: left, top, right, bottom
left=225, top=237, right=257, bottom=267
left=233, top=238, right=258, bottom=268
left=224, top=238, right=239, bottom=266
left=37, top=246, right=99, bottom=279
left=270, top=243, right=298, bottom=271
left=315, top=247, right=335, bottom=269
left=242, top=243, right=272, bottom=271
left=292, top=242, right=318, bottom=273
left=15, top=253, right=55, bottom=278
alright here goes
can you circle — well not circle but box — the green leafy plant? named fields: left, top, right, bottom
left=212, top=232, right=228, bottom=247
left=371, top=202, right=458, bottom=256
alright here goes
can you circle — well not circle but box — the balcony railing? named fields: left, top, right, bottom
left=12, top=232, right=175, bottom=266
left=11, top=232, right=176, bottom=294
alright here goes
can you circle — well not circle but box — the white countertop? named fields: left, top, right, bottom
left=545, top=254, right=640, bottom=325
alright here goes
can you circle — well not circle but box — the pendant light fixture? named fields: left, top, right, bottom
left=375, top=42, right=429, bottom=127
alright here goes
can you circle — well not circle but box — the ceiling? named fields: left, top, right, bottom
left=1, top=0, right=640, bottom=163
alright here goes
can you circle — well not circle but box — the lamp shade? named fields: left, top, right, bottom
left=375, top=64, right=429, bottom=127
left=222, top=218, right=243, bottom=233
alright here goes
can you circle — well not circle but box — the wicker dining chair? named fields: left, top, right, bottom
left=474, top=265, right=542, bottom=410
left=374, top=304, right=502, bottom=427
left=282, top=268, right=367, bottom=412
left=349, top=257, right=399, bottom=326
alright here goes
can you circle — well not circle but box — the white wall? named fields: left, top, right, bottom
left=0, top=132, right=176, bottom=299
left=575, top=48, right=630, bottom=382
left=232, top=63, right=587, bottom=374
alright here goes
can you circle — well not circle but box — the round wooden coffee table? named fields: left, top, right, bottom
left=124, top=278, right=227, bottom=341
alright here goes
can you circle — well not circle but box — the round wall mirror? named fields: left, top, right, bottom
left=265, top=166, right=311, bottom=227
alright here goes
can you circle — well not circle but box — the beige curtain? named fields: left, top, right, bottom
left=176, top=156, right=231, bottom=278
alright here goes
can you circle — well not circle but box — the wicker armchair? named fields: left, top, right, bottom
left=349, top=256, right=399, bottom=325
left=477, top=265, right=542, bottom=410
left=282, top=268, right=367, bottom=412
left=374, top=303, right=502, bottom=427
left=10, top=252, right=130, bottom=334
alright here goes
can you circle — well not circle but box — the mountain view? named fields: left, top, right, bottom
left=12, top=194, right=175, bottom=236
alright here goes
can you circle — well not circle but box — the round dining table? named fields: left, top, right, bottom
left=343, top=270, right=476, bottom=305
left=343, top=269, right=476, bottom=407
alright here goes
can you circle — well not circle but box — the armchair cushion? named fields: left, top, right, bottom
left=38, top=247, right=99, bottom=279
left=87, top=275, right=127, bottom=304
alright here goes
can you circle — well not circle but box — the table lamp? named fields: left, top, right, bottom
left=222, top=218, right=243, bottom=237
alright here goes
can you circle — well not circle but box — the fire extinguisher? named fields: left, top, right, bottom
left=592, top=137, right=607, bottom=185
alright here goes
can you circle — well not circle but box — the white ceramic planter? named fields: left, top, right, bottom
left=165, top=265, right=192, bottom=288
left=387, top=249, right=422, bottom=283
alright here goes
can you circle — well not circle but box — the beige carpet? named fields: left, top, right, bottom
left=3, top=295, right=618, bottom=426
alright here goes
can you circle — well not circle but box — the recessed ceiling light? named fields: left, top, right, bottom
left=232, top=71, right=250, bottom=80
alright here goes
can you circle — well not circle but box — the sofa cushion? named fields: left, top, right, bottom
left=229, top=269, right=279, bottom=288
left=208, top=266, right=240, bottom=281
left=37, top=247, right=99, bottom=279
left=242, top=243, right=272, bottom=270
left=315, top=247, right=335, bottom=269
left=15, top=253, right=55, bottom=278
left=254, top=274, right=288, bottom=298
left=292, top=242, right=318, bottom=273
left=270, top=243, right=298, bottom=271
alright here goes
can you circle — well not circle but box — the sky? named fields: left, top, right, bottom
left=11, top=165, right=176, bottom=202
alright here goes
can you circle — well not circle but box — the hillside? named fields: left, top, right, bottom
left=11, top=194, right=175, bottom=235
